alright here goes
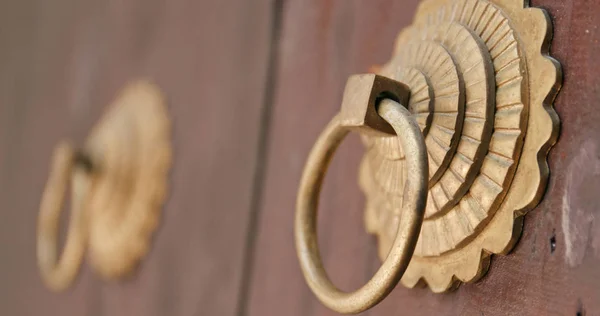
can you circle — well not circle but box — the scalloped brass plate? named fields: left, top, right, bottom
left=85, top=81, right=172, bottom=279
left=360, top=0, right=561, bottom=292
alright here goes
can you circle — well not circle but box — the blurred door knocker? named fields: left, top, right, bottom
left=37, top=80, right=172, bottom=291
left=295, top=0, right=562, bottom=314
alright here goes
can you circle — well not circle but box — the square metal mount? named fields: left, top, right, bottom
left=339, top=74, right=411, bottom=135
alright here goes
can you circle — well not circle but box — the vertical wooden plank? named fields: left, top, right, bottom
left=0, top=1, right=102, bottom=315
left=246, top=1, right=420, bottom=315
left=249, top=0, right=600, bottom=315
left=0, top=0, right=275, bottom=315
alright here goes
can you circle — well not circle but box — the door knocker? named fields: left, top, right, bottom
left=295, top=0, right=562, bottom=313
left=37, top=80, right=172, bottom=291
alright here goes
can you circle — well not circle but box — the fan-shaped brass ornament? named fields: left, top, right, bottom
left=360, top=0, right=561, bottom=292
left=37, top=80, right=172, bottom=291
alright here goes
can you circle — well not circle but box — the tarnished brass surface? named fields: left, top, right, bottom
left=295, top=75, right=428, bottom=314
left=37, top=80, right=172, bottom=291
left=361, top=0, right=562, bottom=293
left=296, top=0, right=561, bottom=312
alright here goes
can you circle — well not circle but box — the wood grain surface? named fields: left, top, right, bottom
left=1, top=0, right=599, bottom=315
left=247, top=0, right=600, bottom=315
left=0, top=0, right=275, bottom=315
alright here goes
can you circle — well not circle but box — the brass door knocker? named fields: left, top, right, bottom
left=295, top=0, right=562, bottom=314
left=296, top=75, right=428, bottom=313
left=37, top=81, right=172, bottom=291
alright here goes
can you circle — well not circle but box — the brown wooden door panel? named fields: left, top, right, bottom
left=0, top=0, right=274, bottom=315
left=1, top=0, right=600, bottom=315
left=246, top=1, right=422, bottom=315
left=247, top=0, right=600, bottom=315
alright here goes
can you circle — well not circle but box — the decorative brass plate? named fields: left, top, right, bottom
left=37, top=80, right=172, bottom=291
left=360, top=0, right=561, bottom=292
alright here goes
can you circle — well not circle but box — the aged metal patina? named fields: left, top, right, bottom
left=296, top=74, right=428, bottom=314
left=296, top=0, right=561, bottom=313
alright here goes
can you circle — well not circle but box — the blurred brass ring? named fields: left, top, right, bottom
left=295, top=99, right=428, bottom=314
left=37, top=142, right=91, bottom=291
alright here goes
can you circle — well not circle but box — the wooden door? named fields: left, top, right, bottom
left=1, top=0, right=598, bottom=315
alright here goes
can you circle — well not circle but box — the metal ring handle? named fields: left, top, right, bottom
left=37, top=142, right=92, bottom=291
left=295, top=99, right=428, bottom=314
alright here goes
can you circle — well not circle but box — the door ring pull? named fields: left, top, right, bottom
left=37, top=142, right=92, bottom=291
left=295, top=74, right=428, bottom=314
left=36, top=80, right=172, bottom=291
left=296, top=0, right=562, bottom=312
